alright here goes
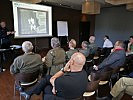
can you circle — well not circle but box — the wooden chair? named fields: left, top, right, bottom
left=14, top=71, right=39, bottom=100
left=83, top=80, right=100, bottom=100
left=96, top=68, right=113, bottom=99
left=83, top=72, right=100, bottom=99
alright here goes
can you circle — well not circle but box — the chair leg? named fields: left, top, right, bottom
left=96, top=89, right=98, bottom=97
left=14, top=82, right=16, bottom=96
left=109, top=78, right=112, bottom=89
left=20, top=94, right=22, bottom=100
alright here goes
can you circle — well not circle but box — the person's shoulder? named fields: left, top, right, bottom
left=34, top=53, right=41, bottom=58
left=47, top=49, right=54, bottom=55
left=66, top=50, right=70, bottom=54
left=14, top=54, right=24, bottom=61
left=58, top=47, right=65, bottom=51
left=112, top=50, right=126, bottom=56
left=57, top=47, right=66, bottom=54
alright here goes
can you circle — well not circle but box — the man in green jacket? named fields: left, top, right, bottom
left=10, top=41, right=44, bottom=74
left=43, top=37, right=66, bottom=76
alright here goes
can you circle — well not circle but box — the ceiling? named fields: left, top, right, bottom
left=41, top=0, right=112, bottom=10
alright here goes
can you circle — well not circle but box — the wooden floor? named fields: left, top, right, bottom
left=0, top=59, right=42, bottom=100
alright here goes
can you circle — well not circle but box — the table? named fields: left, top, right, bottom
left=0, top=45, right=22, bottom=72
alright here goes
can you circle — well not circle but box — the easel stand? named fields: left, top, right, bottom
left=59, top=36, right=69, bottom=47
left=34, top=38, right=37, bottom=53
left=0, top=39, right=4, bottom=72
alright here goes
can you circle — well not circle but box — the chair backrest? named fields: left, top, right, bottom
left=99, top=70, right=112, bottom=81
left=86, top=54, right=94, bottom=61
left=15, top=71, right=39, bottom=84
left=112, top=66, right=121, bottom=74
left=90, top=72, right=100, bottom=81
left=86, top=80, right=100, bottom=92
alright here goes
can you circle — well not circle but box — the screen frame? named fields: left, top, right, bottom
left=12, top=1, right=52, bottom=38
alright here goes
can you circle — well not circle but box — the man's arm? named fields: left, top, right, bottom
left=103, top=40, right=107, bottom=48
left=45, top=50, right=53, bottom=68
left=50, top=61, right=71, bottom=87
left=127, top=42, right=132, bottom=52
left=98, top=52, right=121, bottom=69
left=50, top=71, right=64, bottom=87
left=10, top=58, right=20, bottom=74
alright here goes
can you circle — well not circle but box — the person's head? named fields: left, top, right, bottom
left=81, top=41, right=88, bottom=49
left=104, top=35, right=109, bottom=40
left=69, top=52, right=86, bottom=71
left=114, top=40, right=124, bottom=49
left=69, top=39, right=76, bottom=49
left=0, top=20, right=6, bottom=28
left=129, top=36, right=133, bottom=43
left=89, top=36, right=95, bottom=43
left=22, top=41, right=33, bottom=53
left=51, top=37, right=60, bottom=48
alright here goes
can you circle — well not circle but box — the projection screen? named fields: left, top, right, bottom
left=12, top=1, right=52, bottom=38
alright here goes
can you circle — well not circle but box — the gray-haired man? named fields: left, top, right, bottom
left=10, top=41, right=44, bottom=74
left=79, top=41, right=90, bottom=58
left=43, top=37, right=66, bottom=76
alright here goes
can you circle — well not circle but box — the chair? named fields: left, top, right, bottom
left=96, top=68, right=113, bottom=99
left=98, top=68, right=113, bottom=85
left=93, top=56, right=99, bottom=65
left=83, top=72, right=100, bottom=99
left=111, top=66, right=126, bottom=88
left=85, top=55, right=94, bottom=75
left=83, top=80, right=100, bottom=100
left=14, top=71, right=39, bottom=100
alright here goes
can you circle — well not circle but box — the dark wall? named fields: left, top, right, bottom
left=0, top=0, right=96, bottom=50
left=95, top=6, right=133, bottom=47
left=52, top=6, right=81, bottom=43
left=0, top=0, right=81, bottom=50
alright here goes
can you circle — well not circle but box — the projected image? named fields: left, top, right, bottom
left=12, top=1, right=52, bottom=38
left=18, top=8, right=48, bottom=35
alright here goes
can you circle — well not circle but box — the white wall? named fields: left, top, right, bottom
left=95, top=6, right=133, bottom=47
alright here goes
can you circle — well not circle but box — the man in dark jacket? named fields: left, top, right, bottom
left=0, top=20, right=15, bottom=48
left=94, top=40, right=126, bottom=71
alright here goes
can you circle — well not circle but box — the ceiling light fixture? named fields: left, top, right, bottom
left=126, top=3, right=133, bottom=11
left=82, top=0, right=101, bottom=14
left=105, top=0, right=133, bottom=5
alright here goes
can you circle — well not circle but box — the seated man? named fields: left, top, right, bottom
left=88, top=36, right=98, bottom=55
left=66, top=39, right=78, bottom=61
left=10, top=41, right=43, bottom=74
left=107, top=77, right=133, bottom=100
left=42, top=37, right=66, bottom=76
left=102, top=35, right=113, bottom=57
left=127, top=36, right=133, bottom=52
left=93, top=41, right=126, bottom=71
left=20, top=52, right=88, bottom=100
left=79, top=41, right=90, bottom=58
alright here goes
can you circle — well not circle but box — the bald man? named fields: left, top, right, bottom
left=21, top=52, right=88, bottom=100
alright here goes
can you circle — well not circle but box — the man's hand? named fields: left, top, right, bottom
left=128, top=42, right=132, bottom=47
left=64, top=61, right=71, bottom=72
left=7, top=32, right=11, bottom=35
left=93, top=65, right=98, bottom=70
left=11, top=31, right=15, bottom=34
left=42, top=57, right=46, bottom=62
left=52, top=87, right=56, bottom=95
left=128, top=42, right=132, bottom=52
